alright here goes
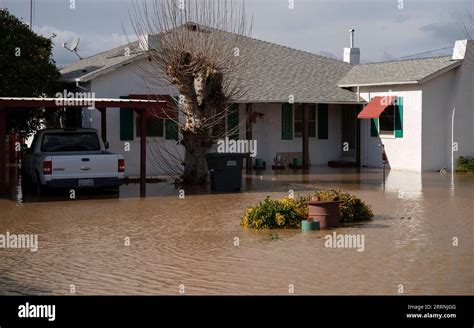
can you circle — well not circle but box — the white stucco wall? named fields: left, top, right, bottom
left=422, top=49, right=474, bottom=171
left=359, top=86, right=423, bottom=171
left=84, top=59, right=183, bottom=177
left=421, top=71, right=454, bottom=171
left=448, top=55, right=474, bottom=170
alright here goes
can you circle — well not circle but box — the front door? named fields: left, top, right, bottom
left=341, top=105, right=358, bottom=162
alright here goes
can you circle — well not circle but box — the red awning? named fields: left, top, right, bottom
left=357, top=96, right=398, bottom=119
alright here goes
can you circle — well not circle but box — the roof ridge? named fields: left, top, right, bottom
left=65, top=23, right=351, bottom=68
left=77, top=40, right=139, bottom=62
left=198, top=23, right=351, bottom=66
left=360, top=55, right=454, bottom=65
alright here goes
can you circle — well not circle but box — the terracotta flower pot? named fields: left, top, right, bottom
left=307, top=200, right=343, bottom=229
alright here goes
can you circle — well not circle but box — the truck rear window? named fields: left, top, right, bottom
left=41, top=133, right=101, bottom=152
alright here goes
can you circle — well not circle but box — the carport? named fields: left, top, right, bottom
left=0, top=97, right=168, bottom=199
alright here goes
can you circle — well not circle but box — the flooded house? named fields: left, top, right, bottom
left=59, top=25, right=474, bottom=176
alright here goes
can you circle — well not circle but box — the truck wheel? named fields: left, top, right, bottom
left=111, top=187, right=120, bottom=195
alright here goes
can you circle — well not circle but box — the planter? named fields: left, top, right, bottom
left=301, top=219, right=320, bottom=231
left=307, top=200, right=343, bottom=229
left=293, top=158, right=302, bottom=167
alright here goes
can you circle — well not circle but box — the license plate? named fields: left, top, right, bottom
left=78, top=179, right=94, bottom=187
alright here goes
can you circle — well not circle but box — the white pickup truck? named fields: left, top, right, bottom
left=24, top=129, right=125, bottom=193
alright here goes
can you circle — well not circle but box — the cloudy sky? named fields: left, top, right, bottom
left=1, top=0, right=472, bottom=66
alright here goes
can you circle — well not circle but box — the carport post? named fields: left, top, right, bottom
left=0, top=107, right=5, bottom=196
left=98, top=107, right=107, bottom=144
left=139, top=108, right=146, bottom=198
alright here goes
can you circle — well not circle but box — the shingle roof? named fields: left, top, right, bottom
left=338, top=55, right=461, bottom=87
left=60, top=26, right=359, bottom=104
left=228, top=34, right=358, bottom=103
left=59, top=41, right=146, bottom=83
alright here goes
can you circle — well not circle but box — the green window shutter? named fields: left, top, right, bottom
left=371, top=118, right=379, bottom=137
left=317, top=104, right=329, bottom=139
left=165, top=119, right=179, bottom=140
left=227, top=104, right=239, bottom=140
left=281, top=103, right=293, bottom=140
left=395, top=96, right=403, bottom=138
left=166, top=96, right=179, bottom=140
left=119, top=95, right=134, bottom=141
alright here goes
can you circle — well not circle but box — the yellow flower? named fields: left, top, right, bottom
left=296, top=207, right=308, bottom=219
left=275, top=213, right=286, bottom=226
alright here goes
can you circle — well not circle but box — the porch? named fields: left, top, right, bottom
left=240, top=102, right=364, bottom=172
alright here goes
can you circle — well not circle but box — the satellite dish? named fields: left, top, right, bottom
left=63, top=35, right=83, bottom=60
left=70, top=36, right=80, bottom=51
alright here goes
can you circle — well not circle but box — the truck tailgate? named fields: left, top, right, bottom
left=51, top=155, right=118, bottom=179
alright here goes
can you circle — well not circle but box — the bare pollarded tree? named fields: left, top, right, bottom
left=130, top=0, right=252, bottom=185
left=461, top=12, right=473, bottom=67
left=463, top=13, right=473, bottom=39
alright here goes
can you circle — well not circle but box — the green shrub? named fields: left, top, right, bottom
left=457, top=156, right=474, bottom=173
left=310, top=190, right=374, bottom=223
left=241, top=197, right=308, bottom=229
left=241, top=190, right=373, bottom=229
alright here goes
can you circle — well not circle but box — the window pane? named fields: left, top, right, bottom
left=384, top=105, right=395, bottom=117
left=379, top=106, right=395, bottom=134
left=294, top=104, right=303, bottom=120
left=281, top=103, right=293, bottom=140
left=147, top=118, right=163, bottom=137
left=309, top=105, right=317, bottom=120
left=318, top=104, right=329, bottom=139
left=309, top=121, right=316, bottom=138
left=294, top=122, right=303, bottom=138
left=41, top=133, right=100, bottom=152
left=136, top=117, right=164, bottom=137
left=294, top=105, right=317, bottom=138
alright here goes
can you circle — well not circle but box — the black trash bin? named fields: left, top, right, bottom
left=206, top=153, right=246, bottom=192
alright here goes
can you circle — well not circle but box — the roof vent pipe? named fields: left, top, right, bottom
left=343, top=29, right=360, bottom=65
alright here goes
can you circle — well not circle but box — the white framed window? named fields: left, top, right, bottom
left=134, top=112, right=164, bottom=139
left=294, top=104, right=316, bottom=138
left=379, top=105, right=396, bottom=137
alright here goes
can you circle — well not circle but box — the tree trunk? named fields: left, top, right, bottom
left=182, top=130, right=210, bottom=185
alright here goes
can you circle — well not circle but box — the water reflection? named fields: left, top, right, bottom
left=384, top=170, right=423, bottom=200
left=0, top=168, right=472, bottom=295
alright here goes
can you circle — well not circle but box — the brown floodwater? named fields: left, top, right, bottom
left=0, top=168, right=472, bottom=295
